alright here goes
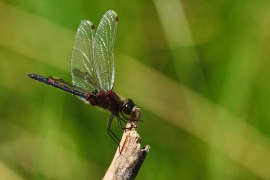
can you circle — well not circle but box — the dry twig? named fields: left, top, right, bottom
left=103, top=108, right=150, bottom=180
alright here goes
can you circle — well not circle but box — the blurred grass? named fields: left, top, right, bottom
left=0, top=0, right=270, bottom=179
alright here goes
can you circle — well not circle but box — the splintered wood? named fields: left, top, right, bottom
left=103, top=108, right=150, bottom=180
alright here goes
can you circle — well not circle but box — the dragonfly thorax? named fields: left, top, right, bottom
left=86, top=90, right=135, bottom=115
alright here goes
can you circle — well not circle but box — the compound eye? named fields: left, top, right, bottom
left=122, top=99, right=135, bottom=115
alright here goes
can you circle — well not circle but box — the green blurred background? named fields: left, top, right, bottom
left=1, top=0, right=270, bottom=179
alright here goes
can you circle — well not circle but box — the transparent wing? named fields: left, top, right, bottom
left=93, top=10, right=118, bottom=91
left=71, top=20, right=101, bottom=92
left=48, top=76, right=88, bottom=93
left=47, top=76, right=90, bottom=103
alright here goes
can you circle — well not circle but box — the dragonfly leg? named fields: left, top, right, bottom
left=117, top=114, right=140, bottom=130
left=107, top=113, right=121, bottom=145
left=120, top=112, right=130, bottom=121
left=120, top=111, right=143, bottom=122
left=119, top=116, right=128, bottom=123
left=117, top=115, right=128, bottom=130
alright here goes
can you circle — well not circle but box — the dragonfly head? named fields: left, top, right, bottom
left=122, top=99, right=135, bottom=115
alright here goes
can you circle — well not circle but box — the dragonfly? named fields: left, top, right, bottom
left=28, top=10, right=136, bottom=145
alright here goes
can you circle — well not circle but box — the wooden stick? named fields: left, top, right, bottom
left=103, top=108, right=150, bottom=180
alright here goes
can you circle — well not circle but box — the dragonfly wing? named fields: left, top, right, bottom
left=71, top=20, right=101, bottom=92
left=93, top=10, right=118, bottom=91
left=48, top=76, right=88, bottom=93
left=47, top=76, right=90, bottom=103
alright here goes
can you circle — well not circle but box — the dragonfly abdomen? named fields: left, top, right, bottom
left=27, top=73, right=87, bottom=99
